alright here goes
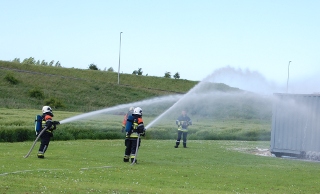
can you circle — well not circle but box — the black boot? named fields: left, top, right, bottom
left=183, top=143, right=187, bottom=148
left=131, top=158, right=137, bottom=163
left=37, top=151, right=44, bottom=158
left=174, top=142, right=179, bottom=148
left=123, top=155, right=129, bottom=162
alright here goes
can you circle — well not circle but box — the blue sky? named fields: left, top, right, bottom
left=1, top=1, right=319, bottom=92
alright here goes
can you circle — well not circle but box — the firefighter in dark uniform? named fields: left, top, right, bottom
left=121, top=107, right=134, bottom=133
left=123, top=107, right=146, bottom=163
left=174, top=110, right=192, bottom=148
left=37, top=106, right=59, bottom=158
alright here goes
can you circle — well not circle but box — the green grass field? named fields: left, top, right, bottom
left=1, top=140, right=320, bottom=193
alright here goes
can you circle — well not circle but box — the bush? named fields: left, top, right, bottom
left=4, top=73, right=19, bottom=85
left=28, top=88, right=44, bottom=99
left=44, top=97, right=65, bottom=109
left=88, top=63, right=99, bottom=70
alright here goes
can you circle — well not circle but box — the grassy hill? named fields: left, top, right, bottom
left=0, top=60, right=241, bottom=112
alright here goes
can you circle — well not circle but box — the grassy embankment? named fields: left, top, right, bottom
left=0, top=60, right=196, bottom=112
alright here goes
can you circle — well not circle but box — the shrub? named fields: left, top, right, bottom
left=173, top=72, right=180, bottom=79
left=28, top=88, right=44, bottom=99
left=92, top=85, right=100, bottom=91
left=44, top=97, right=65, bottom=109
left=164, top=72, right=171, bottom=78
left=88, top=63, right=99, bottom=70
left=4, top=73, right=19, bottom=85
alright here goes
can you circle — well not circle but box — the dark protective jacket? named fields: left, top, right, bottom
left=176, top=115, right=192, bottom=132
left=41, top=113, right=57, bottom=133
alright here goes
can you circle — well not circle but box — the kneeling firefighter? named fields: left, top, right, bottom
left=123, top=107, right=146, bottom=163
left=37, top=106, right=60, bottom=158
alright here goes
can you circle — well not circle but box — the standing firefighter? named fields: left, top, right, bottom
left=174, top=110, right=192, bottom=148
left=37, top=106, right=60, bottom=158
left=121, top=107, right=134, bottom=133
left=123, top=107, right=146, bottom=163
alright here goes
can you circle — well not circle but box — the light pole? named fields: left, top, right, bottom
left=117, top=32, right=123, bottom=84
left=286, top=61, right=291, bottom=93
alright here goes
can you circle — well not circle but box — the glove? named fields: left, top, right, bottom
left=176, top=120, right=179, bottom=125
left=52, top=121, right=60, bottom=130
left=121, top=126, right=125, bottom=133
left=53, top=121, right=60, bottom=125
left=140, top=128, right=146, bottom=136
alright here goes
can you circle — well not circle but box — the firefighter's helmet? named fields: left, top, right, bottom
left=42, top=106, right=53, bottom=114
left=133, top=107, right=142, bottom=116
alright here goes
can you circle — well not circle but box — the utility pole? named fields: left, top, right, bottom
left=286, top=61, right=291, bottom=93
left=117, top=32, right=123, bottom=84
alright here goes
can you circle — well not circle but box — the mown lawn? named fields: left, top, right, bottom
left=1, top=140, right=319, bottom=193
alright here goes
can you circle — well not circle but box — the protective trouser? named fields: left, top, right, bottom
left=175, top=130, right=188, bottom=148
left=124, top=138, right=141, bottom=162
left=38, top=130, right=52, bottom=154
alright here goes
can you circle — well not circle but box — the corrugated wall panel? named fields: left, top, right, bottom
left=270, top=94, right=320, bottom=157
left=304, top=95, right=320, bottom=152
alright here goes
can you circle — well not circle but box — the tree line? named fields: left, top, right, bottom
left=12, top=57, right=181, bottom=79
left=89, top=63, right=181, bottom=79
left=12, top=57, right=61, bottom=67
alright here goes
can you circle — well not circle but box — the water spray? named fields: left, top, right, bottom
left=59, top=95, right=179, bottom=124
left=146, top=78, right=208, bottom=129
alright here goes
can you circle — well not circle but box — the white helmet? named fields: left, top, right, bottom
left=42, top=106, right=53, bottom=114
left=133, top=107, right=142, bottom=116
